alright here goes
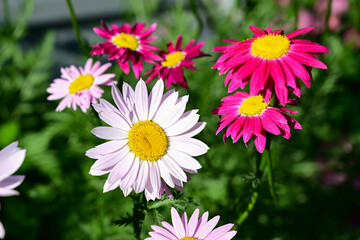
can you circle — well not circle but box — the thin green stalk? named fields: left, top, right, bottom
left=236, top=150, right=267, bottom=225
left=263, top=136, right=277, bottom=202
left=292, top=0, right=299, bottom=30
left=133, top=194, right=146, bottom=240
left=324, top=0, right=333, bottom=34
left=65, top=0, right=90, bottom=56
left=2, top=0, right=10, bottom=24
left=189, top=0, right=203, bottom=39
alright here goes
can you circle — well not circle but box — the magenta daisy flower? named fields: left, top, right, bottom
left=146, top=207, right=237, bottom=240
left=91, top=21, right=162, bottom=78
left=213, top=91, right=301, bottom=153
left=145, top=35, right=208, bottom=88
left=213, top=26, right=329, bottom=106
left=0, top=141, right=26, bottom=239
left=86, top=80, right=209, bottom=201
left=47, top=58, right=116, bottom=113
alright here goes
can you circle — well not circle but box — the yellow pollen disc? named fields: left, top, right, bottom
left=128, top=120, right=168, bottom=162
left=68, top=74, right=94, bottom=94
left=112, top=33, right=139, bottom=50
left=239, top=95, right=268, bottom=116
left=178, top=237, right=199, bottom=240
left=162, top=51, right=186, bottom=67
left=250, top=34, right=290, bottom=59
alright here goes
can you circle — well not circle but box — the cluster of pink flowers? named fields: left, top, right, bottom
left=47, top=22, right=208, bottom=113
left=212, top=25, right=329, bottom=152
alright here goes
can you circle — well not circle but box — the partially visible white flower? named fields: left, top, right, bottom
left=0, top=141, right=26, bottom=239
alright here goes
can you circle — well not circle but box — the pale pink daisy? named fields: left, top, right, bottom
left=213, top=91, right=301, bottom=153
left=146, top=207, right=237, bottom=240
left=86, top=79, right=209, bottom=201
left=145, top=35, right=209, bottom=88
left=47, top=58, right=116, bottom=113
left=213, top=25, right=329, bottom=106
left=0, top=141, right=26, bottom=239
left=91, top=21, right=162, bottom=78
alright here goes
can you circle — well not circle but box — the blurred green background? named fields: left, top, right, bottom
left=0, top=0, right=360, bottom=239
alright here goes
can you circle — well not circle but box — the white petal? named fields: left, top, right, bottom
left=107, top=152, right=135, bottom=184
left=157, top=159, right=175, bottom=188
left=162, top=155, right=187, bottom=182
left=171, top=207, right=186, bottom=238
left=169, top=138, right=209, bottom=157
left=134, top=80, right=149, bottom=121
left=133, top=160, right=149, bottom=193
left=165, top=110, right=199, bottom=136
left=156, top=95, right=188, bottom=129
left=196, top=215, right=220, bottom=239
left=148, top=80, right=164, bottom=120
left=153, top=91, right=178, bottom=125
left=91, top=126, right=128, bottom=140
left=111, top=84, right=130, bottom=117
left=167, top=150, right=202, bottom=170
left=99, top=111, right=131, bottom=130
left=120, top=156, right=140, bottom=190
left=0, top=146, right=25, bottom=182
left=85, top=140, right=127, bottom=159
left=188, top=208, right=200, bottom=237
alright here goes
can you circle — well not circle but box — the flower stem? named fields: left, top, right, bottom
left=133, top=194, right=146, bottom=240
left=237, top=135, right=277, bottom=225
left=2, top=0, right=10, bottom=24
left=264, top=137, right=277, bottom=202
left=189, top=0, right=203, bottom=39
left=324, top=0, right=333, bottom=34
left=65, top=0, right=90, bottom=56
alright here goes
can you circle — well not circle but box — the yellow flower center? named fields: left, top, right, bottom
left=178, top=238, right=199, bottom=240
left=112, top=33, right=139, bottom=50
left=128, top=120, right=168, bottom=161
left=162, top=51, right=186, bottom=67
left=68, top=74, right=94, bottom=94
left=239, top=95, right=268, bottom=116
left=250, top=34, right=290, bottom=59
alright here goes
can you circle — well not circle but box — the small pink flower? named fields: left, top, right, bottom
left=0, top=141, right=26, bottom=239
left=213, top=91, right=301, bottom=153
left=91, top=21, right=162, bottom=78
left=47, top=58, right=115, bottom=113
left=145, top=35, right=209, bottom=88
left=213, top=26, right=329, bottom=106
left=146, top=207, right=237, bottom=240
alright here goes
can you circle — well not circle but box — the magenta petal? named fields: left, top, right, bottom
left=286, top=27, right=315, bottom=39
left=289, top=51, right=327, bottom=69
left=249, top=25, right=267, bottom=36
left=269, top=60, right=288, bottom=106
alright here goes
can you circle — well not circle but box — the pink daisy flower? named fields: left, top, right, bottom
left=213, top=91, right=301, bottom=153
left=0, top=141, right=26, bottom=239
left=212, top=26, right=329, bottom=106
left=47, top=58, right=116, bottom=113
left=86, top=80, right=209, bottom=201
left=145, top=35, right=208, bottom=88
left=91, top=21, right=162, bottom=78
left=146, top=207, right=237, bottom=240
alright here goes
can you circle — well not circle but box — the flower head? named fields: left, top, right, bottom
left=146, top=207, right=237, bottom=240
left=91, top=21, right=162, bottom=78
left=47, top=58, right=115, bottom=113
left=146, top=35, right=209, bottom=88
left=213, top=91, right=301, bottom=153
left=0, top=141, right=26, bottom=239
left=86, top=80, right=209, bottom=200
left=213, top=26, right=329, bottom=105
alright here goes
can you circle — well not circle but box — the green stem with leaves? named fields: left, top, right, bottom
left=236, top=135, right=277, bottom=225
left=65, top=0, right=90, bottom=56
left=133, top=194, right=146, bottom=240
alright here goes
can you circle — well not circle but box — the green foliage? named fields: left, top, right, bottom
left=1, top=0, right=360, bottom=239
